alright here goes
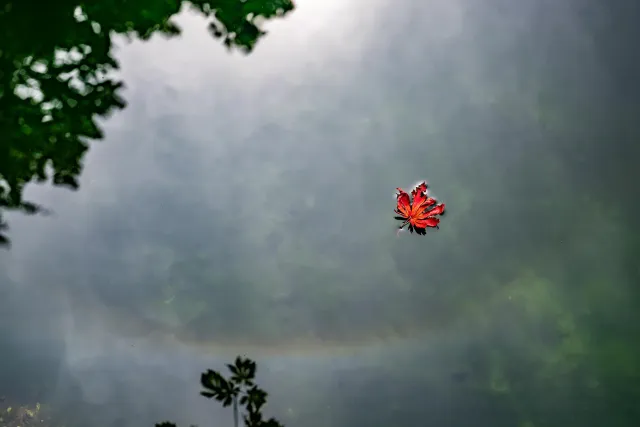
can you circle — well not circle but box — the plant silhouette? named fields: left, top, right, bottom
left=156, top=356, right=284, bottom=427
left=0, top=0, right=295, bottom=247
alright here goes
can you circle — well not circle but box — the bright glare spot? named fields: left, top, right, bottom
left=258, top=0, right=374, bottom=60
left=31, top=61, right=47, bottom=74
left=14, top=78, right=43, bottom=103
left=91, top=21, right=102, bottom=34
left=280, top=0, right=357, bottom=33
left=73, top=6, right=87, bottom=22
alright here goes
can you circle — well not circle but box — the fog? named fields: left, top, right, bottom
left=1, top=0, right=638, bottom=426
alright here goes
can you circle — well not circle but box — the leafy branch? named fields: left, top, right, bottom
left=0, top=0, right=295, bottom=247
left=156, top=357, right=284, bottom=427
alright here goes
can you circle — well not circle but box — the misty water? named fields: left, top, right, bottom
left=1, top=1, right=639, bottom=427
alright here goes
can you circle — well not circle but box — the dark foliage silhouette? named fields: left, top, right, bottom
left=156, top=356, right=284, bottom=427
left=0, top=0, right=295, bottom=246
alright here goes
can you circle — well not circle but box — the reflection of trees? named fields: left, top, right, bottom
left=0, top=0, right=294, bottom=246
left=0, top=274, right=66, bottom=404
left=159, top=357, right=285, bottom=427
left=329, top=3, right=640, bottom=424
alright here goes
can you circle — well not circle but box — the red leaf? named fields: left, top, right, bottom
left=394, top=181, right=445, bottom=235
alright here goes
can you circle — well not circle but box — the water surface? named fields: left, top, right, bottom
left=1, top=1, right=639, bottom=426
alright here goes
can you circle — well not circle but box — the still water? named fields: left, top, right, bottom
left=1, top=0, right=638, bottom=426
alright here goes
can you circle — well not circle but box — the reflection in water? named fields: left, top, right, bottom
left=1, top=0, right=640, bottom=426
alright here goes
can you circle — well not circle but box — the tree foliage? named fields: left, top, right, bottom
left=0, top=0, right=295, bottom=246
left=156, top=356, right=284, bottom=427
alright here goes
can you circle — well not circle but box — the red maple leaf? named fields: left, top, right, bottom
left=394, top=182, right=445, bottom=235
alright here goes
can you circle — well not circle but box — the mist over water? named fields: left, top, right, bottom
left=1, top=0, right=639, bottom=426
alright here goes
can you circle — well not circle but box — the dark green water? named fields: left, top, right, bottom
left=1, top=0, right=639, bottom=426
